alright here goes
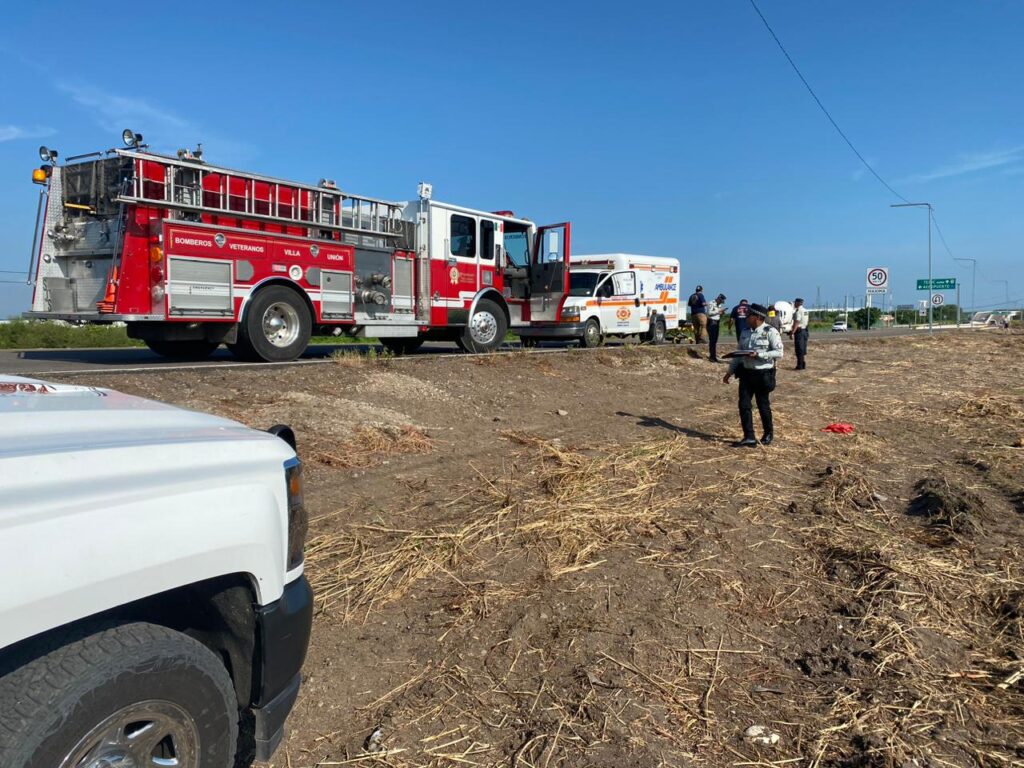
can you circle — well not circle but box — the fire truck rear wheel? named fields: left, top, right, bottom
left=144, top=339, right=220, bottom=360
left=580, top=318, right=603, bottom=348
left=233, top=286, right=312, bottom=362
left=460, top=299, right=507, bottom=354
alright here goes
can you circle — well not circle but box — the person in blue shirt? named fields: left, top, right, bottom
left=727, top=299, right=750, bottom=344
left=687, top=285, right=708, bottom=343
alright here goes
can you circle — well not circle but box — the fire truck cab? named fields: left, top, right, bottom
left=25, top=132, right=572, bottom=362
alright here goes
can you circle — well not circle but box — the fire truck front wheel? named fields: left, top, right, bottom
left=232, top=286, right=312, bottom=362
left=460, top=299, right=507, bottom=354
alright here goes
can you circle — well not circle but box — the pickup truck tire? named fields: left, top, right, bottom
left=459, top=299, right=507, bottom=353
left=0, top=622, right=237, bottom=768
left=580, top=318, right=603, bottom=348
left=144, top=339, right=220, bottom=360
left=230, top=285, right=312, bottom=362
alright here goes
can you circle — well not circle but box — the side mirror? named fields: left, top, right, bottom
left=634, top=298, right=641, bottom=307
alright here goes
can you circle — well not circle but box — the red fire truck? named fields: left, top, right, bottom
left=25, top=130, right=573, bottom=361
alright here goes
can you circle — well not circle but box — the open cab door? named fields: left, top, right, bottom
left=529, top=222, right=571, bottom=322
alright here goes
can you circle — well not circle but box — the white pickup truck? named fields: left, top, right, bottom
left=0, top=377, right=312, bottom=768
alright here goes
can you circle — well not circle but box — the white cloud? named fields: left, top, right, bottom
left=901, top=146, right=1024, bottom=184
left=56, top=82, right=190, bottom=135
left=0, top=124, right=55, bottom=143
left=54, top=81, right=254, bottom=165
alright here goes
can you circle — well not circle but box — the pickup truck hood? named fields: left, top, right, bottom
left=0, top=375, right=276, bottom=458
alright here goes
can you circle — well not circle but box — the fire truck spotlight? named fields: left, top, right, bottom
left=122, top=129, right=143, bottom=148
left=38, top=146, right=50, bottom=163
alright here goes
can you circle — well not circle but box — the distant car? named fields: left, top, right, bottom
left=832, top=319, right=849, bottom=332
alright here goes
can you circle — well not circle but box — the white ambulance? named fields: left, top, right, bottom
left=517, top=254, right=681, bottom=347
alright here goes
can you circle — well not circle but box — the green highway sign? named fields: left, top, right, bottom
left=916, top=278, right=956, bottom=290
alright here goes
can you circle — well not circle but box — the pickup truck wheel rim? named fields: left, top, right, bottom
left=469, top=310, right=498, bottom=346
left=61, top=700, right=199, bottom=768
left=262, top=302, right=301, bottom=348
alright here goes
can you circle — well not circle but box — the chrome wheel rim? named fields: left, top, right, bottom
left=60, top=700, right=199, bottom=768
left=585, top=322, right=600, bottom=345
left=262, top=302, right=301, bottom=348
left=469, top=310, right=498, bottom=346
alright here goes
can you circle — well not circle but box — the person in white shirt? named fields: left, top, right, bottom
left=706, top=293, right=727, bottom=362
left=791, top=297, right=809, bottom=370
left=723, top=303, right=783, bottom=446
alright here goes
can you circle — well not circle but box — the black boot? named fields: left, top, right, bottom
left=760, top=433, right=774, bottom=445
left=735, top=436, right=758, bottom=448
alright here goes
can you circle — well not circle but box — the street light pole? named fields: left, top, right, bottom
left=954, top=257, right=976, bottom=324
left=892, top=202, right=934, bottom=333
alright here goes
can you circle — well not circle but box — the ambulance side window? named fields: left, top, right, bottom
left=596, top=276, right=614, bottom=298
left=612, top=272, right=636, bottom=296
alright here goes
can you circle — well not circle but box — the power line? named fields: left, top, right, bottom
left=747, top=0, right=911, bottom=205
left=747, top=0, right=989, bottom=288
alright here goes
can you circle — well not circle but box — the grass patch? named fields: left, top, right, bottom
left=0, top=320, right=143, bottom=349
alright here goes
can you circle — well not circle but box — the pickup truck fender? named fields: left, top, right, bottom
left=0, top=438, right=295, bottom=650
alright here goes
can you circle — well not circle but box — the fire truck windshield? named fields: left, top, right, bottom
left=568, top=271, right=604, bottom=297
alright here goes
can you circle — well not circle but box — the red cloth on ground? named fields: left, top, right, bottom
left=821, top=423, right=855, bottom=434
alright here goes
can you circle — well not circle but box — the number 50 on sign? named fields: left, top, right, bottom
left=866, top=267, right=889, bottom=290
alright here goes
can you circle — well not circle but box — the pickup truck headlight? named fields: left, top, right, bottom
left=560, top=306, right=581, bottom=323
left=284, top=458, right=308, bottom=570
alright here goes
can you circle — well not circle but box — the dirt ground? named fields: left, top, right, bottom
left=54, top=332, right=1024, bottom=768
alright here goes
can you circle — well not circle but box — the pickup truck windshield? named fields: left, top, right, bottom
left=568, top=272, right=604, bottom=297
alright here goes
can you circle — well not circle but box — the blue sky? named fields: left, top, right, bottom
left=1, top=0, right=1022, bottom=316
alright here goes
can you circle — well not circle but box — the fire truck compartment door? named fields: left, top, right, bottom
left=529, top=222, right=571, bottom=322
left=321, top=270, right=354, bottom=319
left=167, top=256, right=234, bottom=316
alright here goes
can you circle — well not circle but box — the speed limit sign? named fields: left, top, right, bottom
left=931, top=293, right=945, bottom=307
left=866, top=267, right=889, bottom=291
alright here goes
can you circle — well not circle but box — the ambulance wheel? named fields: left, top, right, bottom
left=232, top=286, right=311, bottom=362
left=580, top=318, right=603, bottom=348
left=380, top=337, right=424, bottom=356
left=144, top=339, right=219, bottom=360
left=643, top=316, right=667, bottom=345
left=459, top=299, right=507, bottom=353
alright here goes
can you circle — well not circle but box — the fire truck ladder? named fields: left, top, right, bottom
left=113, top=150, right=410, bottom=247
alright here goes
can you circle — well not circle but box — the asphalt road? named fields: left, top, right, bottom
left=0, top=326, right=975, bottom=376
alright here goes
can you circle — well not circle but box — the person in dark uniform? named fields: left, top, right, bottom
left=723, top=303, right=783, bottom=447
left=791, top=298, right=809, bottom=370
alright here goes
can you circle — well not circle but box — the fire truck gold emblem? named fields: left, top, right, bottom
left=449, top=267, right=459, bottom=284
left=616, top=307, right=630, bottom=321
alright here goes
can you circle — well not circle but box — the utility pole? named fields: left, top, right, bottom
left=892, top=202, right=933, bottom=333
left=994, top=279, right=1009, bottom=306
left=954, top=257, right=976, bottom=324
